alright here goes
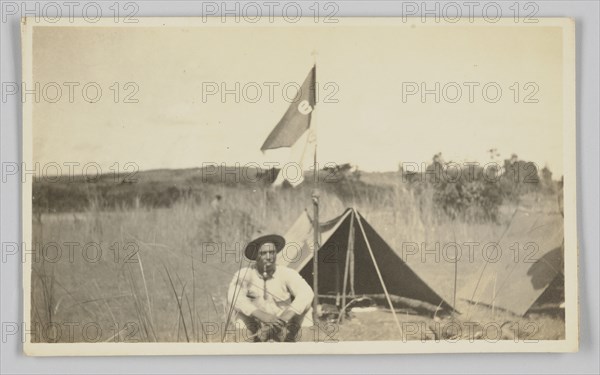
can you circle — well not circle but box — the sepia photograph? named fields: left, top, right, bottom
left=20, top=16, right=577, bottom=355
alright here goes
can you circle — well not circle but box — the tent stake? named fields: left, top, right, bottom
left=355, top=210, right=404, bottom=339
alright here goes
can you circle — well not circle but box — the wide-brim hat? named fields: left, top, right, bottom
left=244, top=234, right=285, bottom=261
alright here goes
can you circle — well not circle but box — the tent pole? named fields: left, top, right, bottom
left=355, top=210, right=404, bottom=338
left=349, top=208, right=356, bottom=297
left=335, top=246, right=340, bottom=307
left=452, top=224, right=458, bottom=313
left=339, top=213, right=354, bottom=322
left=349, top=234, right=355, bottom=297
left=466, top=207, right=519, bottom=319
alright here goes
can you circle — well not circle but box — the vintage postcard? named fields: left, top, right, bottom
left=21, top=17, right=577, bottom=355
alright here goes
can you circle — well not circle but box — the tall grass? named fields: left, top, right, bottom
left=30, top=180, right=562, bottom=342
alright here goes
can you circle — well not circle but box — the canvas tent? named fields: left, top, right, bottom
left=277, top=208, right=453, bottom=312
left=457, top=209, right=564, bottom=316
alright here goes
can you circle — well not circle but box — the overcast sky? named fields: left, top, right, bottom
left=32, top=21, right=565, bottom=176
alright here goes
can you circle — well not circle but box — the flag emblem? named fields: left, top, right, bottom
left=260, top=66, right=316, bottom=152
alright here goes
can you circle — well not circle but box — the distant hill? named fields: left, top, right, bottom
left=33, top=161, right=558, bottom=224
left=32, top=166, right=391, bottom=214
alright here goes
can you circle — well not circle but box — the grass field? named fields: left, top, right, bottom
left=30, top=179, right=565, bottom=343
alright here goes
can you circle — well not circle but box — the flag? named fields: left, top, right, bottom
left=261, top=66, right=316, bottom=151
left=262, top=66, right=317, bottom=187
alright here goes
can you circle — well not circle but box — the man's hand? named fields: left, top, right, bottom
left=278, top=309, right=296, bottom=324
left=251, top=310, right=286, bottom=329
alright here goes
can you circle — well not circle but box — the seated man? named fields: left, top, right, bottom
left=227, top=234, right=314, bottom=342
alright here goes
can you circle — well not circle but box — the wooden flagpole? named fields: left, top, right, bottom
left=312, top=153, right=319, bottom=324
left=310, top=56, right=320, bottom=325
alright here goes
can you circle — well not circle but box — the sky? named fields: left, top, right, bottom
left=32, top=21, right=565, bottom=176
